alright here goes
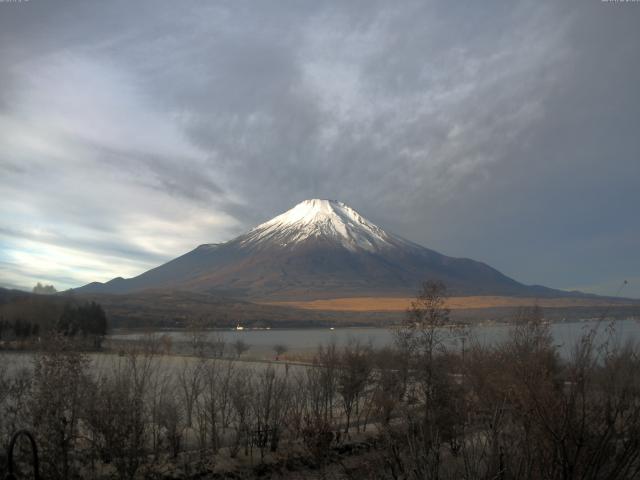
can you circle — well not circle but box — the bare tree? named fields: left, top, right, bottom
left=371, top=353, right=403, bottom=426
left=338, top=340, right=372, bottom=434
left=159, top=334, right=173, bottom=355
left=210, top=332, right=226, bottom=358
left=157, top=394, right=183, bottom=459
left=229, top=368, right=253, bottom=458
left=396, top=281, right=451, bottom=394
left=284, top=370, right=308, bottom=441
left=30, top=338, right=90, bottom=480
left=376, top=281, right=458, bottom=478
left=251, top=365, right=290, bottom=459
left=177, top=358, right=205, bottom=428
left=84, top=361, right=148, bottom=480
left=233, top=339, right=250, bottom=358
left=199, top=359, right=236, bottom=453
left=273, top=344, right=288, bottom=360
left=306, top=343, right=339, bottom=429
left=184, top=317, right=208, bottom=356
left=145, top=359, right=174, bottom=460
left=0, top=360, right=32, bottom=474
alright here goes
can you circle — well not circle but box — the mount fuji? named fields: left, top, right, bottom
left=75, top=199, right=570, bottom=299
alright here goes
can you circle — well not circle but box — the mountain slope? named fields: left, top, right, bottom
left=75, top=199, right=575, bottom=300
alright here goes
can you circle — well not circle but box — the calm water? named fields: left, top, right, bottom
left=110, top=318, right=640, bottom=358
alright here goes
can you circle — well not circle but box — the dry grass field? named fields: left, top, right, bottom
left=262, top=295, right=637, bottom=312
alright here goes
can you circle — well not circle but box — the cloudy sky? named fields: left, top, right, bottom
left=0, top=0, right=638, bottom=297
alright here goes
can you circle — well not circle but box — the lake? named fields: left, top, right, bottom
left=110, top=318, right=640, bottom=358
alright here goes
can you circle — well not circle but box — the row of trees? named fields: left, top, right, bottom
left=0, top=318, right=40, bottom=340
left=1, top=282, right=640, bottom=479
left=0, top=338, right=379, bottom=479
left=0, top=301, right=107, bottom=348
left=371, top=282, right=640, bottom=480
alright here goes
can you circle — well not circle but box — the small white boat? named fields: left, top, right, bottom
left=235, top=324, right=244, bottom=331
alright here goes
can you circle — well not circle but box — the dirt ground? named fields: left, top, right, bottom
left=262, top=295, right=636, bottom=312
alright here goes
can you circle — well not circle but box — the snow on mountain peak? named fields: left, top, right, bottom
left=241, top=199, right=396, bottom=251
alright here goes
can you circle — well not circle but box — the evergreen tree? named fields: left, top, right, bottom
left=56, top=301, right=108, bottom=348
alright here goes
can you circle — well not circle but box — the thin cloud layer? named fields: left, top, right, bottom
left=0, top=1, right=638, bottom=297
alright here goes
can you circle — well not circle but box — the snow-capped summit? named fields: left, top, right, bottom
left=241, top=199, right=396, bottom=251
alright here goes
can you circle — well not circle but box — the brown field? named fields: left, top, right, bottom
left=262, top=295, right=637, bottom=312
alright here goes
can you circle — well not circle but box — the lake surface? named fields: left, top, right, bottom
left=110, top=318, right=640, bottom=358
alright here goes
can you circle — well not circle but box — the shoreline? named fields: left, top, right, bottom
left=107, top=314, right=640, bottom=335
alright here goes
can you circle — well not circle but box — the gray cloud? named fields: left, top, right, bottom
left=0, top=0, right=638, bottom=297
